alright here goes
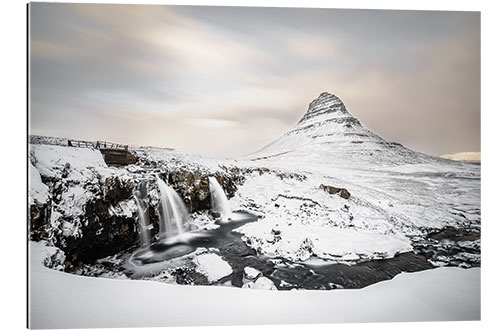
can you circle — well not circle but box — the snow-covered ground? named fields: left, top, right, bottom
left=229, top=160, right=479, bottom=263
left=28, top=242, right=480, bottom=329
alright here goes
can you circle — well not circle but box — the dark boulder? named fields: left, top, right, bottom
left=320, top=184, right=351, bottom=199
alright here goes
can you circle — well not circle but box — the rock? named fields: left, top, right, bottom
left=271, top=229, right=282, bottom=242
left=167, top=170, right=240, bottom=213
left=320, top=184, right=351, bottom=199
left=100, top=148, right=138, bottom=165
left=243, top=266, right=261, bottom=280
left=43, top=246, right=66, bottom=271
left=209, top=211, right=221, bottom=219
left=28, top=141, right=250, bottom=268
left=37, top=175, right=141, bottom=264
left=33, top=181, right=140, bottom=264
left=52, top=196, right=139, bottom=264
left=296, top=238, right=314, bottom=261
left=172, top=266, right=209, bottom=285
left=61, top=162, right=71, bottom=178
left=29, top=151, right=245, bottom=267
left=194, top=253, right=233, bottom=283
left=265, top=229, right=282, bottom=244
left=29, top=203, right=51, bottom=242
left=104, top=176, right=133, bottom=205
left=243, top=276, right=277, bottom=290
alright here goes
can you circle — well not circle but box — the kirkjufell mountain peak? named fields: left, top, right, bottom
left=297, top=91, right=361, bottom=128
left=248, top=92, right=446, bottom=166
left=298, top=92, right=351, bottom=124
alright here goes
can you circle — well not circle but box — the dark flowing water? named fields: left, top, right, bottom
left=119, top=211, right=478, bottom=290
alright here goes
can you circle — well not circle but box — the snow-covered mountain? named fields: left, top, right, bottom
left=247, top=92, right=445, bottom=167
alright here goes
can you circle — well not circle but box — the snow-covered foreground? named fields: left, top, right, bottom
left=28, top=242, right=480, bottom=329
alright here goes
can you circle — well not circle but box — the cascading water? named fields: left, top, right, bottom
left=208, top=176, right=232, bottom=221
left=133, top=181, right=151, bottom=248
left=127, top=175, right=258, bottom=271
left=156, top=175, right=189, bottom=240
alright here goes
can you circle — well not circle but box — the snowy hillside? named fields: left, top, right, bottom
left=441, top=152, right=481, bottom=164
left=233, top=92, right=480, bottom=264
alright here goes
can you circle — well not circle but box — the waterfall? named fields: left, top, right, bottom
left=133, top=181, right=151, bottom=248
left=156, top=175, right=188, bottom=240
left=208, top=176, right=232, bottom=221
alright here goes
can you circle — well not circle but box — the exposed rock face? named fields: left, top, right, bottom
left=70, top=200, right=137, bottom=263
left=48, top=177, right=139, bottom=264
left=29, top=168, right=243, bottom=264
left=104, top=177, right=134, bottom=205
left=296, top=92, right=360, bottom=127
left=320, top=184, right=351, bottom=199
left=28, top=142, right=248, bottom=266
left=29, top=162, right=51, bottom=241
left=168, top=170, right=239, bottom=213
left=29, top=204, right=51, bottom=241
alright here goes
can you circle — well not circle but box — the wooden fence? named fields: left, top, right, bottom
left=67, top=139, right=129, bottom=151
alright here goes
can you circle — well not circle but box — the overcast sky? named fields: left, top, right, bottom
left=29, top=3, right=480, bottom=158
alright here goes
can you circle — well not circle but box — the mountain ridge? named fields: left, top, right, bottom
left=246, top=92, right=449, bottom=167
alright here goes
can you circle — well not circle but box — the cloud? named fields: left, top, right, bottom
left=285, top=34, right=339, bottom=61
left=184, top=118, right=239, bottom=129
left=29, top=3, right=480, bottom=158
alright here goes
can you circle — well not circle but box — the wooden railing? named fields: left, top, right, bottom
left=67, top=139, right=129, bottom=151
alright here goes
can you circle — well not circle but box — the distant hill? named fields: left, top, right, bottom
left=440, top=152, right=480, bottom=164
